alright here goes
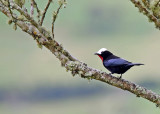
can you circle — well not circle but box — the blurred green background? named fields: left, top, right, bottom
left=0, top=0, right=160, bottom=113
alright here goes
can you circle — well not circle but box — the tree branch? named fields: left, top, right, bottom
left=40, top=0, right=52, bottom=26
left=131, top=0, right=160, bottom=29
left=52, top=1, right=63, bottom=38
left=7, top=0, right=14, bottom=19
left=0, top=1, right=160, bottom=107
left=31, top=0, right=41, bottom=23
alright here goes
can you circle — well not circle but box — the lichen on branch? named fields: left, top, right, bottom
left=131, top=0, right=160, bottom=29
left=0, top=0, right=160, bottom=107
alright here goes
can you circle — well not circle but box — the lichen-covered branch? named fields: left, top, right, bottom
left=7, top=0, right=14, bottom=19
left=130, top=0, right=160, bottom=29
left=31, top=0, right=41, bottom=23
left=0, top=0, right=160, bottom=107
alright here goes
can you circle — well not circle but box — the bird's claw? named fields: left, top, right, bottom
left=118, top=74, right=122, bottom=80
left=109, top=73, right=112, bottom=76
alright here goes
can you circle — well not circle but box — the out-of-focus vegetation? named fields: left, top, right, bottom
left=0, top=0, right=160, bottom=113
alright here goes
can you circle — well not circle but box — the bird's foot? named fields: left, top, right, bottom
left=109, top=73, right=112, bottom=76
left=118, top=74, right=122, bottom=80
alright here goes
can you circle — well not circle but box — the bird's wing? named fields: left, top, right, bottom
left=104, top=58, right=131, bottom=67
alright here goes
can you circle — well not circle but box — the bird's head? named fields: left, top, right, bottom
left=94, top=48, right=113, bottom=61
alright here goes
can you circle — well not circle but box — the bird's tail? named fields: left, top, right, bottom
left=132, top=63, right=144, bottom=66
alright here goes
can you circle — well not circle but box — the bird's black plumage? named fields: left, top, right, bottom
left=95, top=48, right=144, bottom=78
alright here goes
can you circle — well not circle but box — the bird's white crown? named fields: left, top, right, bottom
left=96, top=48, right=107, bottom=54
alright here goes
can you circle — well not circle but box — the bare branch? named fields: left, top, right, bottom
left=30, top=1, right=34, bottom=17
left=52, top=3, right=63, bottom=38
left=130, top=0, right=160, bottom=29
left=7, top=0, right=14, bottom=19
left=40, top=0, right=52, bottom=26
left=9, top=1, right=51, bottom=41
left=31, top=0, right=41, bottom=23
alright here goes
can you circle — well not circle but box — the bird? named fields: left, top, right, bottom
left=94, top=48, right=144, bottom=79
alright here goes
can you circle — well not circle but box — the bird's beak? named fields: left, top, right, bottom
left=94, top=53, right=98, bottom=55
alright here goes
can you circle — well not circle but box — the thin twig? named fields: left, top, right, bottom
left=0, top=0, right=5, bottom=6
left=10, top=1, right=51, bottom=41
left=7, top=0, right=14, bottom=20
left=31, top=0, right=41, bottom=24
left=155, top=0, right=160, bottom=7
left=40, top=0, right=52, bottom=26
left=52, top=3, right=63, bottom=38
left=30, top=1, right=34, bottom=17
